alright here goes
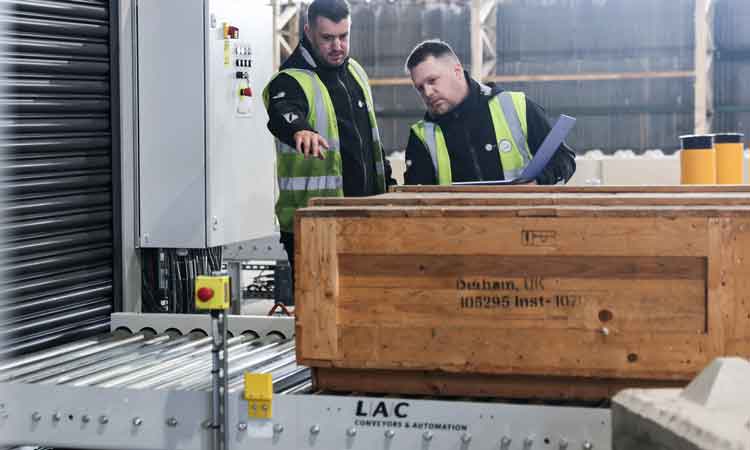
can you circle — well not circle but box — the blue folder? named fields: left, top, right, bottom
left=452, top=114, right=576, bottom=186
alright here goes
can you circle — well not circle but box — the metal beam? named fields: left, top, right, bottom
left=480, top=0, right=495, bottom=23
left=0, top=382, right=611, bottom=450
left=277, top=4, right=299, bottom=30
left=368, top=70, right=695, bottom=87
left=272, top=1, right=302, bottom=71
left=470, top=0, right=483, bottom=80
left=481, top=30, right=496, bottom=59
left=279, top=38, right=293, bottom=56
left=471, top=0, right=497, bottom=81
left=117, top=0, right=142, bottom=313
left=694, top=0, right=715, bottom=134
left=481, top=29, right=496, bottom=79
left=273, top=0, right=282, bottom=71
left=377, top=104, right=693, bottom=119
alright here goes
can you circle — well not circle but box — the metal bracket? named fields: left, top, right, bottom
left=223, top=234, right=287, bottom=262
left=109, top=312, right=294, bottom=340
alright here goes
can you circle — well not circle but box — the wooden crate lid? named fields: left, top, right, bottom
left=299, top=204, right=750, bottom=219
left=310, top=192, right=750, bottom=208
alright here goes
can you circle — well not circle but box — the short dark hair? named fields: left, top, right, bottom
left=308, top=0, right=350, bottom=27
left=405, top=39, right=459, bottom=72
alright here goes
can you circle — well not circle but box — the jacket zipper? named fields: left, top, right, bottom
left=338, top=72, right=368, bottom=192
left=462, top=126, right=484, bottom=181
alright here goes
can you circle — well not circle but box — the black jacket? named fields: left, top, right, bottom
left=265, top=38, right=396, bottom=196
left=404, top=75, right=576, bottom=185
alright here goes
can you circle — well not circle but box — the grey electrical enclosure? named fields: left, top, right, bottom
left=136, top=0, right=276, bottom=248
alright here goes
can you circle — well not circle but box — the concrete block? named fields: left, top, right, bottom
left=613, top=358, right=750, bottom=450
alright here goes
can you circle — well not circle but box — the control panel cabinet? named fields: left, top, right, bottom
left=137, top=0, right=276, bottom=248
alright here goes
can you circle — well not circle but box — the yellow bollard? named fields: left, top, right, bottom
left=714, top=133, right=744, bottom=184
left=680, top=134, right=716, bottom=185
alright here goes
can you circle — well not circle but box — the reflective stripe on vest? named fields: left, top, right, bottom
left=423, top=122, right=438, bottom=173
left=278, top=175, right=343, bottom=191
left=418, top=121, right=452, bottom=185
left=497, top=92, right=532, bottom=167
left=412, top=91, right=530, bottom=185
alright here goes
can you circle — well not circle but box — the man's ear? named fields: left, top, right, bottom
left=454, top=63, right=464, bottom=79
left=304, top=23, right=311, bottom=40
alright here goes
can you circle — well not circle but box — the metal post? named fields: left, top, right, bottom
left=471, top=0, right=497, bottom=82
left=470, top=0, right=482, bottom=81
left=272, top=0, right=301, bottom=72
left=210, top=309, right=229, bottom=450
left=227, top=261, right=242, bottom=315
left=272, top=0, right=280, bottom=71
left=694, top=0, right=715, bottom=134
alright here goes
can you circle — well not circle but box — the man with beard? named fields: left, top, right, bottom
left=403, top=39, right=576, bottom=185
left=263, top=0, right=395, bottom=299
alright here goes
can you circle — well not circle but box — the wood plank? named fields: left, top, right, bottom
left=338, top=255, right=706, bottom=281
left=717, top=219, right=750, bottom=355
left=295, top=217, right=340, bottom=360
left=552, top=206, right=750, bottom=218
left=310, top=192, right=750, bottom=208
left=707, top=218, right=727, bottom=358
left=313, top=368, right=687, bottom=401
left=317, top=326, right=713, bottom=379
left=337, top=255, right=707, bottom=334
left=337, top=281, right=706, bottom=332
left=299, top=205, right=750, bottom=220
left=333, top=217, right=709, bottom=257
left=390, top=185, right=750, bottom=194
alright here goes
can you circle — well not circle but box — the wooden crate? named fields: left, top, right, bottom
left=295, top=191, right=750, bottom=400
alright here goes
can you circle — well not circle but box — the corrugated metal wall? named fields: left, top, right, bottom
left=715, top=0, right=750, bottom=137
left=352, top=2, right=472, bottom=156
left=342, top=0, right=749, bottom=154
left=0, top=0, right=116, bottom=357
left=492, top=0, right=694, bottom=153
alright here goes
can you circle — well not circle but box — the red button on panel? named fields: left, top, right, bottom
left=197, top=287, right=214, bottom=302
left=241, top=87, right=253, bottom=97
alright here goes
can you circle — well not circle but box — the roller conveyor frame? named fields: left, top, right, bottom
left=0, top=313, right=612, bottom=450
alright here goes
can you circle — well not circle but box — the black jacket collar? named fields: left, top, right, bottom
left=283, top=36, right=350, bottom=76
left=427, top=72, right=502, bottom=124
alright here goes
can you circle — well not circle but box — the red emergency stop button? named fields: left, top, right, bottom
left=197, top=287, right=214, bottom=302
left=240, top=87, right=252, bottom=97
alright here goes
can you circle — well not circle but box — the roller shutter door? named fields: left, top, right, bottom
left=0, top=0, right=117, bottom=357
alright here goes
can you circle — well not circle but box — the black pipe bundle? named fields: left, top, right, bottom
left=141, top=247, right=223, bottom=314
